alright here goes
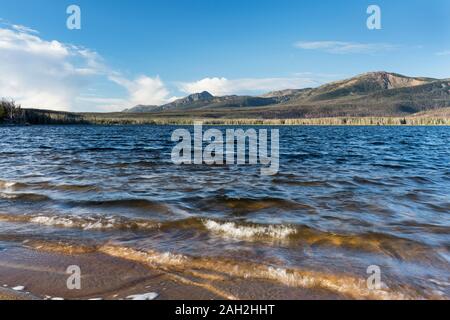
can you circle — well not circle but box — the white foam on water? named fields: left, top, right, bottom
left=23, top=214, right=159, bottom=231
left=30, top=215, right=117, bottom=230
left=0, top=193, right=18, bottom=199
left=100, top=245, right=187, bottom=267
left=259, top=266, right=408, bottom=300
left=0, top=180, right=17, bottom=189
left=102, top=244, right=414, bottom=300
left=203, top=219, right=297, bottom=240
left=429, top=279, right=450, bottom=287
left=126, top=292, right=159, bottom=300
left=12, top=285, right=25, bottom=291
left=30, top=216, right=77, bottom=228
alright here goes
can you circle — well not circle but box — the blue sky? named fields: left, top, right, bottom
left=0, top=0, right=449, bottom=111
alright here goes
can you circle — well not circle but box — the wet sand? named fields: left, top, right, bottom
left=0, top=287, right=39, bottom=300
left=0, top=245, right=221, bottom=300
left=0, top=244, right=346, bottom=300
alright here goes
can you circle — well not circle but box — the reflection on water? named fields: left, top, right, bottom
left=0, top=125, right=449, bottom=299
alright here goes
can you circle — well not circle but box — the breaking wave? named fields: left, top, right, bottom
left=8, top=238, right=419, bottom=300
left=0, top=213, right=161, bottom=231
left=202, top=219, right=297, bottom=240
left=94, top=245, right=449, bottom=300
left=0, top=212, right=440, bottom=263
left=0, top=180, right=19, bottom=189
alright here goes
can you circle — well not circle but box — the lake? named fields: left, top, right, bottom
left=0, top=125, right=449, bottom=299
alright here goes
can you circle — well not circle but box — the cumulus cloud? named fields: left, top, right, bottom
left=0, top=24, right=107, bottom=111
left=294, top=41, right=397, bottom=54
left=3, top=21, right=376, bottom=111
left=178, top=77, right=319, bottom=96
left=0, top=21, right=173, bottom=111
left=109, top=75, right=176, bottom=106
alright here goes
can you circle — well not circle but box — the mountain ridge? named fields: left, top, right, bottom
left=122, top=71, right=449, bottom=117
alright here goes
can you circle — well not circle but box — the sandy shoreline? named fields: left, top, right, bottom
left=0, top=243, right=346, bottom=300
left=0, top=244, right=221, bottom=300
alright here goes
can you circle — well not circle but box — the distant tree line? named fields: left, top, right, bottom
left=1, top=98, right=449, bottom=126
left=0, top=99, right=26, bottom=124
left=0, top=99, right=87, bottom=125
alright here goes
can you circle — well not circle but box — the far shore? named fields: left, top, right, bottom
left=2, top=110, right=450, bottom=127
left=79, top=116, right=450, bottom=126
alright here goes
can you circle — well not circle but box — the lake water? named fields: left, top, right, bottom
left=0, top=125, right=449, bottom=299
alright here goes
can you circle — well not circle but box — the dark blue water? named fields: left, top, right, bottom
left=0, top=125, right=449, bottom=299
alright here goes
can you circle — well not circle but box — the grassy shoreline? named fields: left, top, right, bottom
left=62, top=115, right=450, bottom=126
left=2, top=104, right=450, bottom=126
left=2, top=117, right=450, bottom=126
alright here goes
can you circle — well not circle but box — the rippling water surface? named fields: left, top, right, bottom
left=0, top=125, right=449, bottom=299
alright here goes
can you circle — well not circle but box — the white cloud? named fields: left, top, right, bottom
left=178, top=77, right=319, bottom=96
left=11, top=24, right=39, bottom=34
left=0, top=25, right=106, bottom=111
left=109, top=75, right=176, bottom=106
left=5, top=21, right=395, bottom=112
left=0, top=22, right=173, bottom=111
left=294, top=41, right=397, bottom=54
left=75, top=96, right=128, bottom=112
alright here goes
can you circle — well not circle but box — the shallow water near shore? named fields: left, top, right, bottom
left=0, top=125, right=449, bottom=299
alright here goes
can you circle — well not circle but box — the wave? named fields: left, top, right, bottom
left=195, top=195, right=314, bottom=213
left=0, top=180, right=17, bottom=189
left=0, top=180, right=28, bottom=190
left=203, top=219, right=297, bottom=240
left=1, top=213, right=447, bottom=299
left=0, top=192, right=51, bottom=202
left=67, top=199, right=170, bottom=212
left=0, top=213, right=441, bottom=263
left=0, top=213, right=299, bottom=242
left=0, top=212, right=302, bottom=242
left=0, top=213, right=161, bottom=231
left=41, top=183, right=100, bottom=193
left=77, top=243, right=425, bottom=299
left=4, top=237, right=419, bottom=300
left=202, top=220, right=442, bottom=263
left=0, top=179, right=99, bottom=193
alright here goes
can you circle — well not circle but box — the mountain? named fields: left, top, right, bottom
left=305, top=72, right=435, bottom=101
left=275, top=72, right=449, bottom=117
left=157, top=91, right=216, bottom=111
left=260, top=72, right=437, bottom=103
left=123, top=92, right=215, bottom=113
left=124, top=91, right=278, bottom=113
left=123, top=104, right=159, bottom=113
left=260, top=88, right=312, bottom=103
left=3, top=72, right=449, bottom=125
left=261, top=89, right=309, bottom=98
left=121, top=72, right=450, bottom=118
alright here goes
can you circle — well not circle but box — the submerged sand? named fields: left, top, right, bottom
left=0, top=244, right=346, bottom=300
